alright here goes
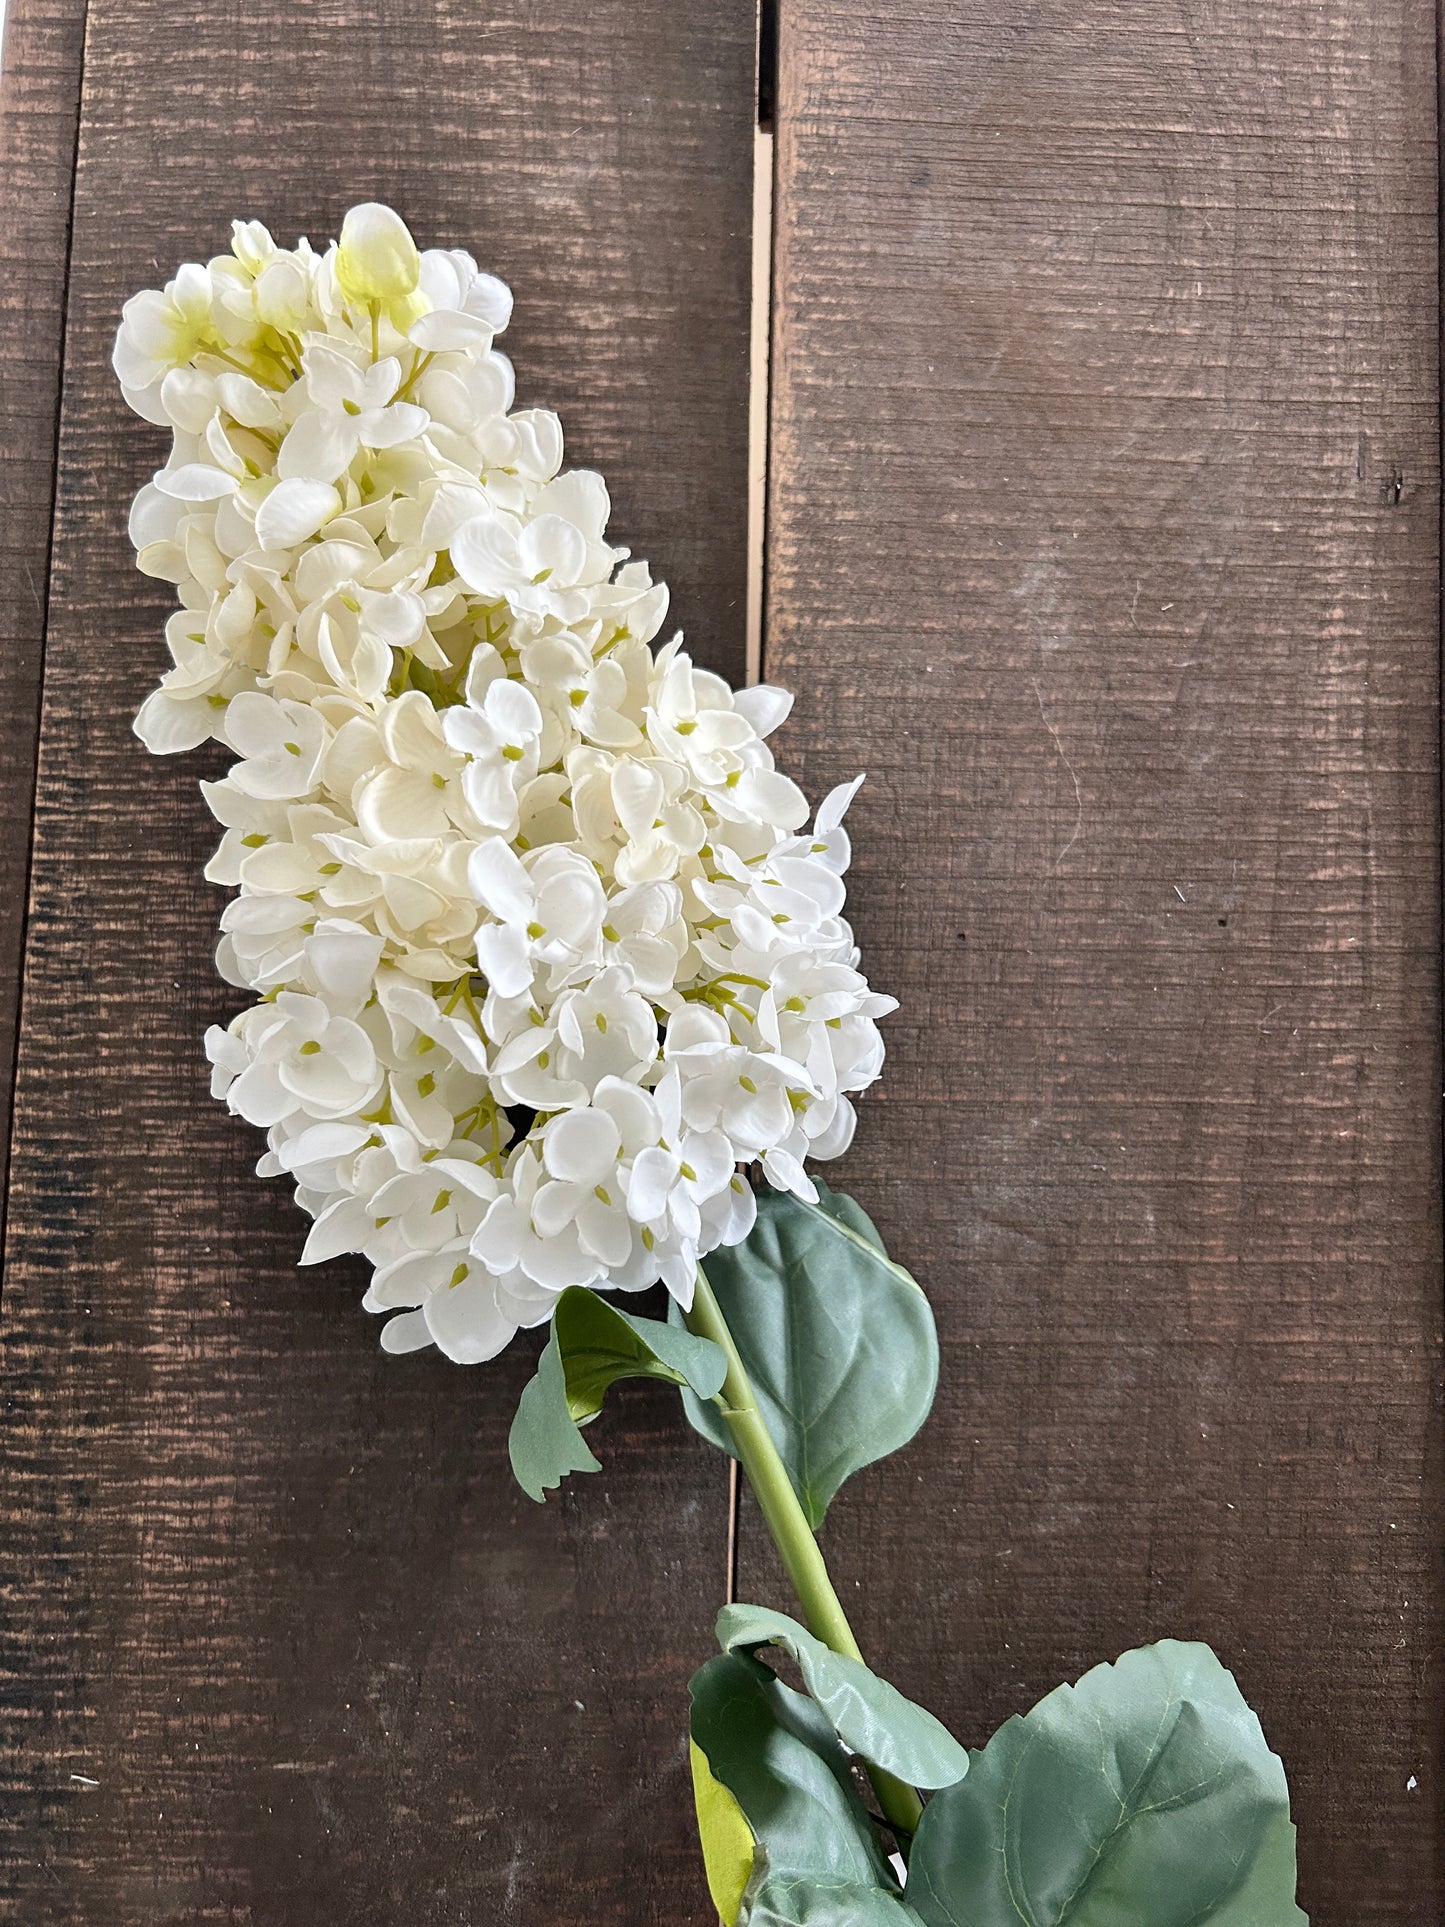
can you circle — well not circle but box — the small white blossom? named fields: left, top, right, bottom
left=469, top=840, right=606, bottom=999
left=113, top=262, right=216, bottom=405
left=442, top=670, right=547, bottom=835
left=279, top=346, right=428, bottom=483
left=532, top=1080, right=659, bottom=1277
left=410, top=248, right=513, bottom=352
left=207, top=992, right=383, bottom=1128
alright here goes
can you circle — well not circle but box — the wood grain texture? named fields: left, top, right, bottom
left=0, top=4, right=753, bottom=1920
left=0, top=0, right=87, bottom=1193
left=753, top=3, right=1443, bottom=1920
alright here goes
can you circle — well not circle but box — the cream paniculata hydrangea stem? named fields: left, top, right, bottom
left=114, top=208, right=1310, bottom=1925
left=116, top=203, right=895, bottom=1366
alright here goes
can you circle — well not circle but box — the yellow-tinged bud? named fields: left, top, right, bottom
left=230, top=220, right=277, bottom=278
left=335, top=203, right=420, bottom=307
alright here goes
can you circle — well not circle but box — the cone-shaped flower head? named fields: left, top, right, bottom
left=115, top=204, right=896, bottom=1366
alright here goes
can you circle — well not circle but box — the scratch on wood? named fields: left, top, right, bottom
left=1031, top=676, right=1084, bottom=871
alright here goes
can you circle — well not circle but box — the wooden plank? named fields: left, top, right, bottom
left=0, top=0, right=87, bottom=1186
left=0, top=5, right=754, bottom=1920
left=752, top=4, right=1442, bottom=1920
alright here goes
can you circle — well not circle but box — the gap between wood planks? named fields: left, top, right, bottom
left=4, top=0, right=772, bottom=1625
left=729, top=0, right=778, bottom=1605
left=744, top=126, right=773, bottom=691
left=0, top=0, right=92, bottom=1273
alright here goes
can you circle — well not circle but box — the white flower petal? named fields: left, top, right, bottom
left=518, top=514, right=585, bottom=586
left=475, top=922, right=533, bottom=1000
left=543, top=1108, right=621, bottom=1186
left=278, top=410, right=358, bottom=483
left=733, top=683, right=793, bottom=738
left=627, top=1146, right=677, bottom=1224
left=133, top=689, right=216, bottom=754
left=468, top=837, right=533, bottom=925
left=155, top=463, right=238, bottom=502
left=449, top=513, right=519, bottom=593
left=379, top=1308, right=436, bottom=1354
left=485, top=677, right=544, bottom=739
left=255, top=479, right=342, bottom=550
left=361, top=401, right=428, bottom=449
left=815, top=773, right=866, bottom=837
left=423, top=1271, right=520, bottom=1364
left=300, top=1195, right=372, bottom=1265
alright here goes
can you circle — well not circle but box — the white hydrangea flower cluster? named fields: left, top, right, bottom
left=116, top=203, right=895, bottom=1364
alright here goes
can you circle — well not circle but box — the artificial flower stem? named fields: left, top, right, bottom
left=686, top=1264, right=926, bottom=1848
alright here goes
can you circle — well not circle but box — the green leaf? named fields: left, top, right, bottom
left=690, top=1736, right=757, bottom=1926
left=509, top=1286, right=726, bottom=1501
left=717, top=1603, right=968, bottom=1790
left=906, top=1639, right=1308, bottom=1927
left=673, top=1180, right=938, bottom=1526
left=689, top=1652, right=922, bottom=1925
left=508, top=1334, right=603, bottom=1500
left=810, top=1184, right=889, bottom=1253
left=744, top=1874, right=925, bottom=1925
left=554, top=1284, right=727, bottom=1418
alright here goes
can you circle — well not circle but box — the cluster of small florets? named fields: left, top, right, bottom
left=116, top=203, right=894, bottom=1363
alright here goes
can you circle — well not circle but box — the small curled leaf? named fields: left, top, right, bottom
left=716, top=1603, right=968, bottom=1791
left=509, top=1286, right=726, bottom=1501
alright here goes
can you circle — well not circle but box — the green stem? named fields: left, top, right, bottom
left=685, top=1264, right=926, bottom=1851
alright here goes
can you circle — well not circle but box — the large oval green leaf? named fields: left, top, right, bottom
left=906, top=1640, right=1308, bottom=1927
left=717, top=1603, right=968, bottom=1790
left=674, top=1181, right=938, bottom=1526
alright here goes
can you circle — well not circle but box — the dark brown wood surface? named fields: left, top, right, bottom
left=0, top=0, right=87, bottom=1188
left=0, top=4, right=753, bottom=1921
left=4, top=1, right=1443, bottom=1922
left=749, top=3, right=1443, bottom=1923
